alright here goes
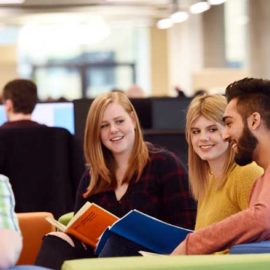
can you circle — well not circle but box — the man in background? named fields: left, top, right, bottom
left=0, top=78, right=85, bottom=218
left=0, top=174, right=22, bottom=268
left=1, top=79, right=44, bottom=128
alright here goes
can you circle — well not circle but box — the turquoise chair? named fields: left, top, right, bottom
left=230, top=241, right=270, bottom=254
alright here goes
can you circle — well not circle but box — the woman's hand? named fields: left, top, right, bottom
left=171, top=240, right=186, bottom=255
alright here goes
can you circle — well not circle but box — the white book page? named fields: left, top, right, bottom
left=138, top=250, right=167, bottom=257
left=46, top=216, right=67, bottom=232
left=67, top=201, right=92, bottom=227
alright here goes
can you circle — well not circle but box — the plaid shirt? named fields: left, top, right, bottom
left=75, top=146, right=197, bottom=230
left=0, top=175, right=20, bottom=231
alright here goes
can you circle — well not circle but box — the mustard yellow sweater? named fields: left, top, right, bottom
left=195, top=162, right=263, bottom=231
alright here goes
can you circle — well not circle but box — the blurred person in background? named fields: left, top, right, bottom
left=1, top=79, right=44, bottom=128
left=126, top=84, right=145, bottom=98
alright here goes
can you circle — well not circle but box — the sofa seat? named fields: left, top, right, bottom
left=9, top=266, right=53, bottom=270
left=17, top=212, right=55, bottom=265
left=62, top=254, right=270, bottom=270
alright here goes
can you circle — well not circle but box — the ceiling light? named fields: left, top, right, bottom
left=156, top=18, right=173, bottom=30
left=208, top=0, right=227, bottom=5
left=170, top=11, right=189, bottom=23
left=190, top=1, right=210, bottom=14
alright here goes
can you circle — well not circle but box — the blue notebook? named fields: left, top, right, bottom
left=96, top=209, right=192, bottom=255
left=230, top=241, right=270, bottom=254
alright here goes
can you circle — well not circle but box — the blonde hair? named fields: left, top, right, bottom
left=83, top=91, right=149, bottom=197
left=186, top=94, right=235, bottom=200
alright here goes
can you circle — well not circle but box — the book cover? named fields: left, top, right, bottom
left=95, top=209, right=192, bottom=255
left=46, top=202, right=119, bottom=247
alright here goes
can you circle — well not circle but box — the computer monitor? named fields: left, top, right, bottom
left=144, top=130, right=188, bottom=169
left=151, top=97, right=191, bottom=131
left=0, top=102, right=75, bottom=134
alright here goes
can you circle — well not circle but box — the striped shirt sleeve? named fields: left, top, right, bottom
left=0, top=175, right=20, bottom=232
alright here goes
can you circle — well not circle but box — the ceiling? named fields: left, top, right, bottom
left=0, top=0, right=176, bottom=25
left=3, top=0, right=170, bottom=8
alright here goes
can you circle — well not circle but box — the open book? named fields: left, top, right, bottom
left=95, top=210, right=192, bottom=255
left=46, top=202, right=119, bottom=247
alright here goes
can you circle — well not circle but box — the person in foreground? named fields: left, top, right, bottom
left=185, top=94, right=263, bottom=253
left=35, top=91, right=196, bottom=269
left=0, top=175, right=22, bottom=268
left=172, top=77, right=270, bottom=255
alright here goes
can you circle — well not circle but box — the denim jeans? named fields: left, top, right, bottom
left=35, top=235, right=95, bottom=270
left=98, top=232, right=149, bottom=257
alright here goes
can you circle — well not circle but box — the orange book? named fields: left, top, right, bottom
left=46, top=202, right=119, bottom=247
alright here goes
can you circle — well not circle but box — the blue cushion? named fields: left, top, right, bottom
left=230, top=241, right=270, bottom=254
left=9, top=266, right=53, bottom=270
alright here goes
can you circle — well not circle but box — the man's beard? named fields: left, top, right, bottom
left=234, top=124, right=258, bottom=166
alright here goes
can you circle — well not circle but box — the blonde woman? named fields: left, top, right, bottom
left=36, top=91, right=196, bottom=269
left=172, top=93, right=263, bottom=254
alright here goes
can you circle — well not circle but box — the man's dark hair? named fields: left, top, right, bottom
left=2, top=79, right=38, bottom=114
left=225, top=77, right=270, bottom=129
